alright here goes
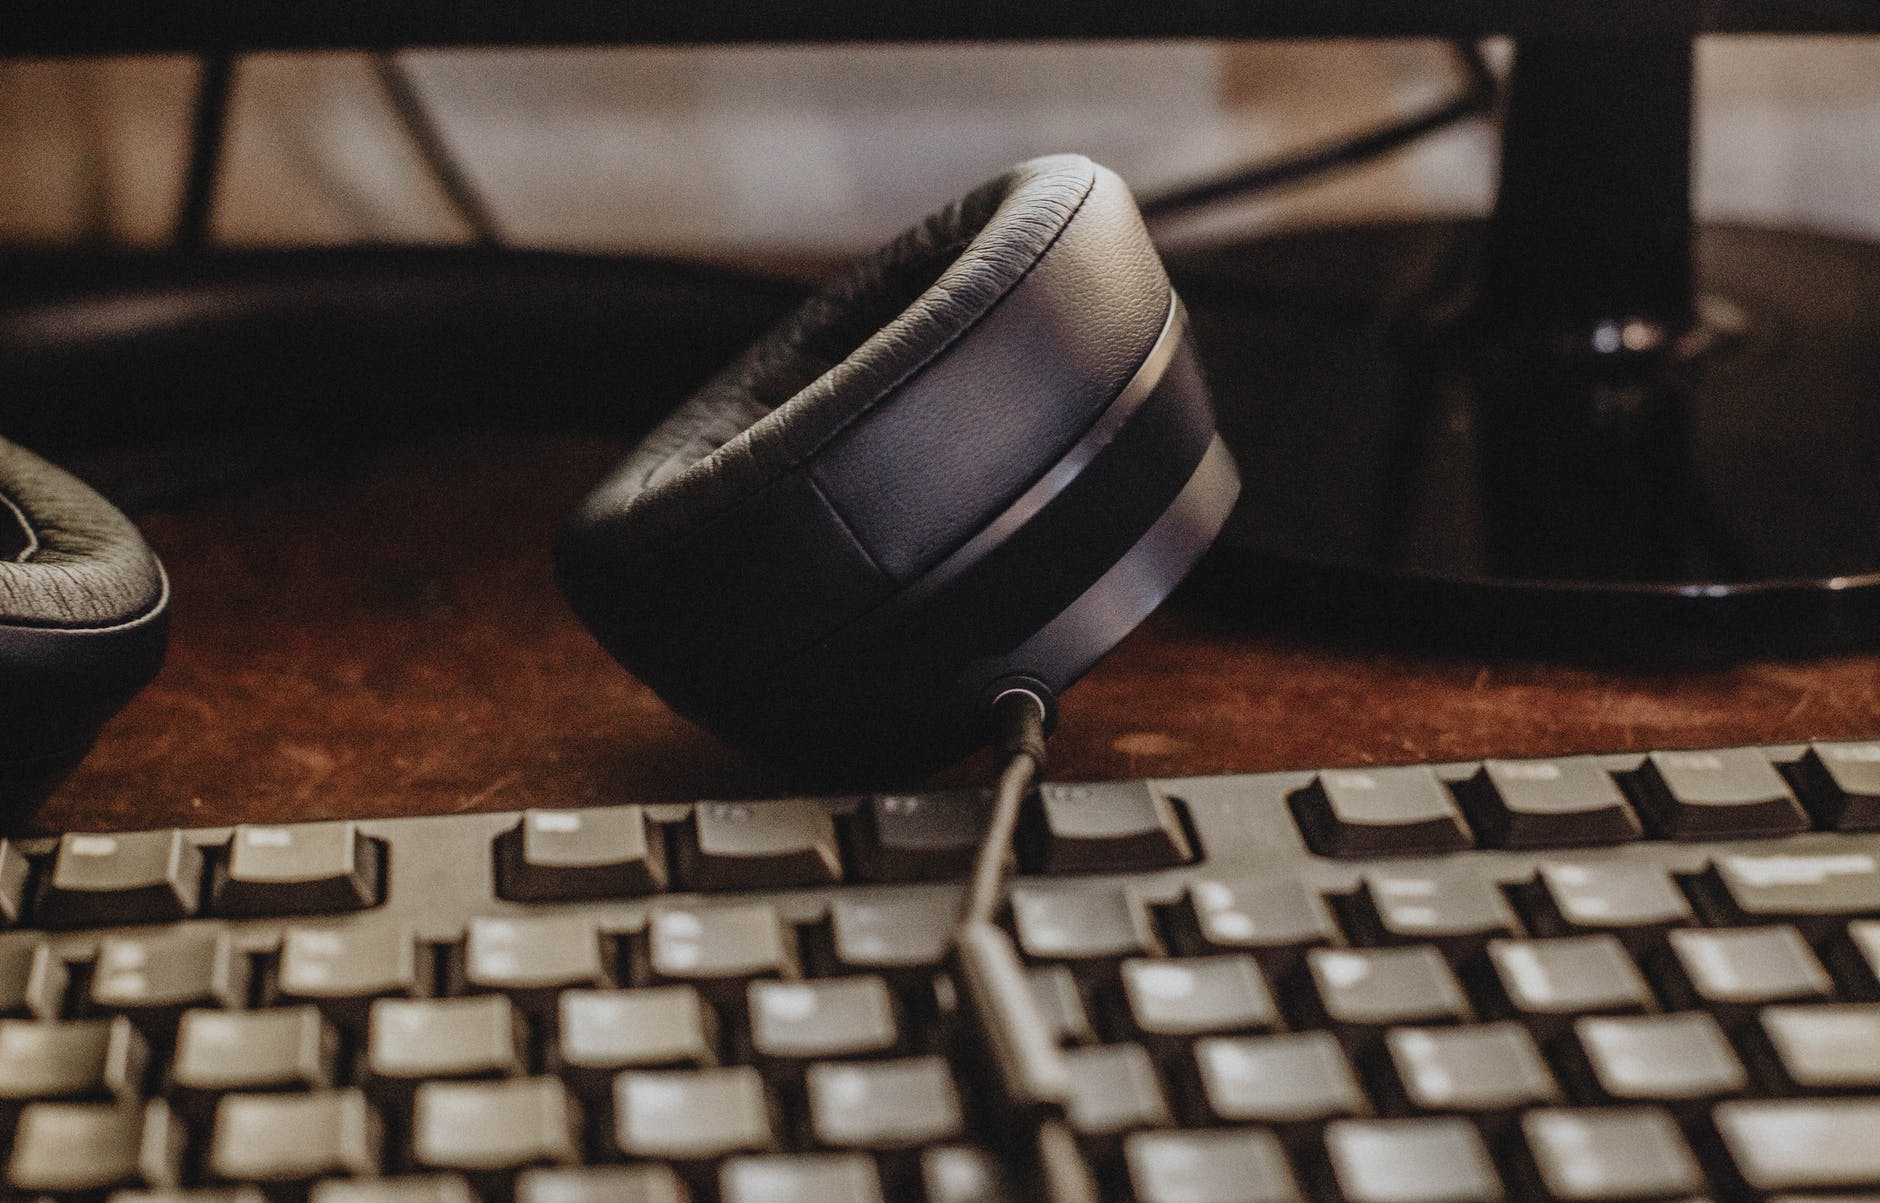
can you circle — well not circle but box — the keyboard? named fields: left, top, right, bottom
left=9, top=739, right=1880, bottom=1203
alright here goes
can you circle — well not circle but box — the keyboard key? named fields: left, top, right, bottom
left=1125, top=1128, right=1301, bottom=1203
left=1665, top=925, right=1833, bottom=1017
left=681, top=801, right=841, bottom=891
left=1519, top=1107, right=1702, bottom=1202
left=277, top=925, right=419, bottom=1026
left=1352, top=871, right=1518, bottom=958
left=1573, top=1012, right=1746, bottom=1103
left=1063, top=1043, right=1173, bottom=1144
left=856, top=790, right=989, bottom=881
left=1179, top=879, right=1338, bottom=974
left=1484, top=937, right=1653, bottom=1036
left=91, top=928, right=243, bottom=1033
left=1028, top=781, right=1194, bottom=873
left=1716, top=1098, right=1880, bottom=1192
left=0, top=935, right=66, bottom=1018
left=1626, top=748, right=1809, bottom=838
left=805, top=1056, right=964, bottom=1150
left=1010, top=887, right=1160, bottom=973
left=312, top=1180, right=477, bottom=1203
left=825, top=889, right=957, bottom=980
left=1029, top=965, right=1097, bottom=1045
left=1702, top=851, right=1880, bottom=935
left=1382, top=1023, right=1560, bottom=1116
left=557, top=987, right=716, bottom=1097
left=648, top=906, right=796, bottom=1005
left=171, top=1007, right=337, bottom=1116
left=114, top=1189, right=270, bottom=1203
left=1761, top=1003, right=1880, bottom=1090
left=1795, top=741, right=1880, bottom=830
left=1304, top=947, right=1472, bottom=1041
left=208, top=1090, right=381, bottom=1191
left=1526, top=862, right=1692, bottom=946
left=465, top=916, right=606, bottom=1013
left=211, top=822, right=382, bottom=916
left=1323, top=1117, right=1503, bottom=1203
left=720, top=1154, right=883, bottom=1203
left=1290, top=767, right=1474, bottom=858
left=1460, top=757, right=1641, bottom=848
left=0, top=1017, right=146, bottom=1113
left=365, top=995, right=524, bottom=1098
left=1196, top=1032, right=1368, bottom=1126
left=750, top=977, right=897, bottom=1064
left=38, top=831, right=203, bottom=928
left=516, top=1166, right=687, bottom=1203
left=496, top=807, right=666, bottom=901
left=1121, top=955, right=1279, bottom=1042
left=9, top=1101, right=182, bottom=1197
left=613, top=1067, right=776, bottom=1162
left=920, top=1147, right=1015, bottom=1203
left=411, top=1078, right=580, bottom=1180
left=0, top=839, right=27, bottom=924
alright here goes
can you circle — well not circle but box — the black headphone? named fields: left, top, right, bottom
left=0, top=154, right=1238, bottom=794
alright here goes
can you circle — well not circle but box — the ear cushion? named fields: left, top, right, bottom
left=0, top=438, right=168, bottom=769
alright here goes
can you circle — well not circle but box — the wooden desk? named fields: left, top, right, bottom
left=33, top=430, right=1880, bottom=834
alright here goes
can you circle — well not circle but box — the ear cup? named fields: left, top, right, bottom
left=0, top=438, right=168, bottom=777
left=557, top=154, right=1238, bottom=776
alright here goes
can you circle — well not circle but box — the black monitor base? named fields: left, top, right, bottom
left=1169, top=219, right=1880, bottom=660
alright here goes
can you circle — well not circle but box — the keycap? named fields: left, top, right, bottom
left=1762, top=1003, right=1880, bottom=1089
left=1716, top=1098, right=1880, bottom=1192
left=1382, top=1023, right=1560, bottom=1116
left=557, top=987, right=716, bottom=1097
left=1519, top=1107, right=1702, bottom=1202
left=749, top=977, right=897, bottom=1064
left=1121, top=955, right=1279, bottom=1043
left=0, top=1017, right=145, bottom=1113
left=91, top=928, right=243, bottom=1033
left=648, top=906, right=795, bottom=1005
left=1064, top=1043, right=1173, bottom=1145
left=1323, top=1117, right=1503, bottom=1203
left=312, top=1180, right=478, bottom=1203
left=1028, top=780, right=1194, bottom=873
left=1484, top=937, right=1653, bottom=1035
left=1352, top=871, right=1519, bottom=958
left=720, top=1154, right=884, bottom=1203
left=9, top=1101, right=182, bottom=1197
left=211, top=822, right=382, bottom=916
left=1196, top=1032, right=1368, bottom=1126
left=1029, top=965, right=1097, bottom=1045
left=1526, top=862, right=1692, bottom=946
left=1179, top=879, right=1339, bottom=974
left=1573, top=1012, right=1746, bottom=1102
left=1126, top=1128, right=1301, bottom=1203
left=806, top=1056, right=965, bottom=1150
left=1304, top=947, right=1472, bottom=1041
left=856, top=790, right=989, bottom=881
left=277, top=924, right=419, bottom=1026
left=1792, top=742, right=1880, bottom=830
left=516, top=1166, right=687, bottom=1203
left=1626, top=748, right=1809, bottom=838
left=496, top=807, right=666, bottom=901
left=0, top=935, right=66, bottom=1018
left=365, top=995, right=524, bottom=1097
left=115, top=1189, right=270, bottom=1203
left=1665, top=925, right=1833, bottom=1017
left=1010, top=887, right=1160, bottom=973
left=1290, top=767, right=1473, bottom=858
left=37, top=831, right=203, bottom=927
left=1702, top=851, right=1880, bottom=936
left=681, top=801, right=841, bottom=890
left=614, top=1067, right=776, bottom=1162
left=0, top=839, right=28, bottom=924
left=170, top=1007, right=336, bottom=1116
left=825, top=889, right=957, bottom=980
left=921, top=1147, right=1015, bottom=1203
left=1460, top=757, right=1642, bottom=848
left=465, top=916, right=606, bottom=1013
left=411, top=1078, right=580, bottom=1180
left=208, top=1090, right=381, bottom=1190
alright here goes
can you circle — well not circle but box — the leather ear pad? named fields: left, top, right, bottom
left=558, top=153, right=1234, bottom=774
left=0, top=438, right=168, bottom=769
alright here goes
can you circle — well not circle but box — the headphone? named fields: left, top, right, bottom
left=0, top=154, right=1239, bottom=797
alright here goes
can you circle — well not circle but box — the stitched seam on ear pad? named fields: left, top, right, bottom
left=0, top=490, right=40, bottom=563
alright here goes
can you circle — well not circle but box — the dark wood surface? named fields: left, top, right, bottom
left=29, top=430, right=1880, bottom=835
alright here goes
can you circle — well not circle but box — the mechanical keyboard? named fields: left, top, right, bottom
left=10, top=740, right=1880, bottom=1202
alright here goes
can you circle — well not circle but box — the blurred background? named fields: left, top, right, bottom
left=1, top=38, right=1876, bottom=257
